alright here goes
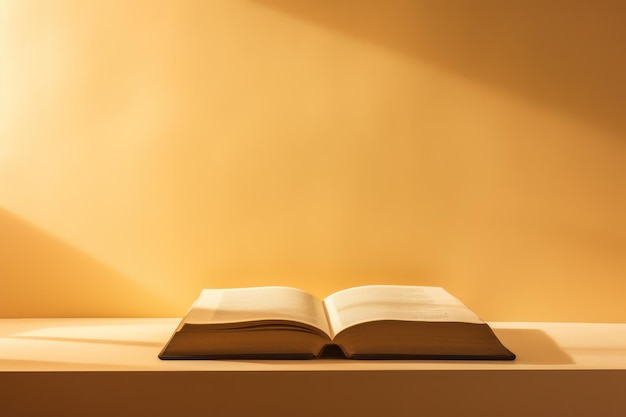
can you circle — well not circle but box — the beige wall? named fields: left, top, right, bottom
left=1, top=0, right=624, bottom=321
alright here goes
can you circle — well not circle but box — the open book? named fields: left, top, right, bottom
left=159, top=285, right=515, bottom=360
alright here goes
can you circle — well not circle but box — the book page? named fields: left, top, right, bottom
left=324, top=285, right=484, bottom=336
left=184, top=287, right=331, bottom=336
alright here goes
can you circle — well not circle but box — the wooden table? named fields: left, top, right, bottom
left=1, top=319, right=625, bottom=416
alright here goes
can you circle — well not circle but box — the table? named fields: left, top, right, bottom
left=1, top=319, right=625, bottom=416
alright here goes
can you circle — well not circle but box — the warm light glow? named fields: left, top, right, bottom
left=0, top=319, right=174, bottom=370
left=0, top=0, right=624, bottom=321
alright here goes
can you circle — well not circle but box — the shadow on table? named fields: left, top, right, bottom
left=493, top=328, right=573, bottom=365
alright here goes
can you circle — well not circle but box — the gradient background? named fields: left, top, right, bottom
left=1, top=0, right=624, bottom=321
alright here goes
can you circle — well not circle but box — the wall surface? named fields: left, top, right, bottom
left=1, top=0, right=624, bottom=321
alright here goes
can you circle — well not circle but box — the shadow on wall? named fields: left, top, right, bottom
left=0, top=207, right=169, bottom=318
left=253, top=0, right=626, bottom=137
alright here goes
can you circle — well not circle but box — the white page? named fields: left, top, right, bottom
left=324, top=285, right=484, bottom=336
left=184, top=287, right=331, bottom=336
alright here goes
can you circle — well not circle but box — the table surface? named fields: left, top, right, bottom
left=1, top=318, right=625, bottom=372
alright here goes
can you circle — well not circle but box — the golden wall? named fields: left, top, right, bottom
left=1, top=0, right=624, bottom=321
